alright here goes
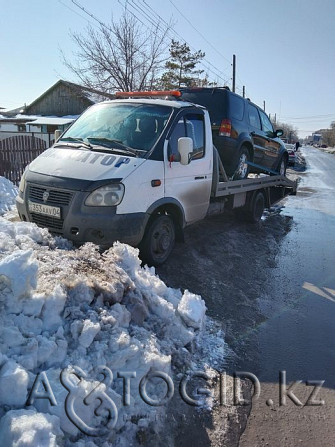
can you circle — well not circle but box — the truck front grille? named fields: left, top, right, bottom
left=28, top=186, right=73, bottom=206
left=30, top=213, right=64, bottom=232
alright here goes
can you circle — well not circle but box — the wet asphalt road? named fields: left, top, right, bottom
left=240, top=147, right=335, bottom=446
left=157, top=146, right=335, bottom=446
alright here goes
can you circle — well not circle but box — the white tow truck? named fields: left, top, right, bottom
left=16, top=91, right=296, bottom=265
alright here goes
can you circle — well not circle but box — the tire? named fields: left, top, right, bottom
left=139, top=215, right=175, bottom=266
left=248, top=191, right=265, bottom=222
left=235, top=191, right=265, bottom=223
left=234, top=146, right=250, bottom=180
left=278, top=156, right=287, bottom=176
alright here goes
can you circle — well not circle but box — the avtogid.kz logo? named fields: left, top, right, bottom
left=26, top=366, right=325, bottom=436
left=61, top=365, right=118, bottom=436
left=27, top=365, right=118, bottom=436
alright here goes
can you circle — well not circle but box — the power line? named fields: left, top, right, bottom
left=129, top=0, right=231, bottom=84
left=62, top=0, right=232, bottom=86
left=127, top=0, right=165, bottom=30
left=58, top=0, right=92, bottom=24
left=168, top=0, right=231, bottom=67
left=68, top=0, right=157, bottom=59
left=137, top=0, right=229, bottom=83
left=70, top=0, right=112, bottom=30
left=281, top=114, right=335, bottom=120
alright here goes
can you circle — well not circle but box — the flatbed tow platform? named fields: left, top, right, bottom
left=209, top=147, right=297, bottom=222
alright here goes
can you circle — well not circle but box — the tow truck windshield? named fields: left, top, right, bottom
left=59, top=102, right=172, bottom=153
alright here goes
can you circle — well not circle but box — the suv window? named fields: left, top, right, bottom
left=168, top=113, right=205, bottom=161
left=230, top=95, right=244, bottom=121
left=259, top=110, right=274, bottom=137
left=179, top=89, right=228, bottom=125
left=248, top=104, right=261, bottom=129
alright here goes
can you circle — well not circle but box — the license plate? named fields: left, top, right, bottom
left=28, top=201, right=61, bottom=219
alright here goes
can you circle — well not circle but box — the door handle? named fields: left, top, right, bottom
left=195, top=176, right=205, bottom=180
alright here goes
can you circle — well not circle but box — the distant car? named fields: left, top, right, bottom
left=179, top=87, right=288, bottom=179
left=321, top=144, right=328, bottom=148
left=285, top=143, right=296, bottom=165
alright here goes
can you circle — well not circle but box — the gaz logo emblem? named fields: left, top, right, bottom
left=42, top=191, right=50, bottom=202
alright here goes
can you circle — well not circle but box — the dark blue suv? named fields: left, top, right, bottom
left=180, top=87, right=288, bottom=179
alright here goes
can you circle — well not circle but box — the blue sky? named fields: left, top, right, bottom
left=1, top=0, right=335, bottom=138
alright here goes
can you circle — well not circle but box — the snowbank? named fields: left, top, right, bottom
left=0, top=176, right=18, bottom=215
left=0, top=211, right=213, bottom=445
left=0, top=409, right=62, bottom=446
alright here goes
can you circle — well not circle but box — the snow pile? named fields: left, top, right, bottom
left=0, top=217, right=210, bottom=445
left=0, top=409, right=62, bottom=447
left=0, top=176, right=18, bottom=215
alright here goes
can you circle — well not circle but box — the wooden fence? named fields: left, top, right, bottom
left=0, top=132, right=53, bottom=185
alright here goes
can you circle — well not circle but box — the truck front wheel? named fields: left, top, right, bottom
left=139, top=215, right=175, bottom=266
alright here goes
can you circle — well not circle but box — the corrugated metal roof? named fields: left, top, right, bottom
left=27, top=117, right=76, bottom=126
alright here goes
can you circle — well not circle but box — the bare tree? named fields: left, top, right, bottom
left=322, top=122, right=335, bottom=147
left=62, top=13, right=171, bottom=93
left=273, top=121, right=299, bottom=143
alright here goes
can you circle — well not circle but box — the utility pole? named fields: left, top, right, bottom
left=232, top=54, right=236, bottom=93
left=242, top=86, right=245, bottom=98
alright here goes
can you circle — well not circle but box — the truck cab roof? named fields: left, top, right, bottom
left=100, top=98, right=205, bottom=110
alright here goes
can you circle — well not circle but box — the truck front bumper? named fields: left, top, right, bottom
left=16, top=185, right=149, bottom=248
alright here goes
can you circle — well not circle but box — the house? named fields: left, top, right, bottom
left=0, top=117, right=36, bottom=132
left=1, top=79, right=115, bottom=133
left=0, top=80, right=116, bottom=184
left=27, top=117, right=75, bottom=134
left=23, top=80, right=114, bottom=117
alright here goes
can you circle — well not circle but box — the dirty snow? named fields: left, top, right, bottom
left=0, top=175, right=17, bottom=215
left=0, top=176, right=226, bottom=446
left=0, top=409, right=62, bottom=447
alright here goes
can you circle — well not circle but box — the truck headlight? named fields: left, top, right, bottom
left=85, top=183, right=125, bottom=207
left=19, top=171, right=27, bottom=194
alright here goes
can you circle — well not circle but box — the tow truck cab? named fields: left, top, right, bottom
left=16, top=90, right=297, bottom=265
left=16, top=91, right=214, bottom=265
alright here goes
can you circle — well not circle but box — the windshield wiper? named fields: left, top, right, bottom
left=55, top=137, right=93, bottom=149
left=86, top=137, right=142, bottom=157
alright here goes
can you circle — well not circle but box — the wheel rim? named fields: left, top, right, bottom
left=237, top=153, right=248, bottom=178
left=151, top=220, right=174, bottom=260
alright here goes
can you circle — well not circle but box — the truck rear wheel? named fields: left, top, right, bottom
left=234, top=190, right=265, bottom=223
left=248, top=191, right=265, bottom=222
left=139, top=215, right=175, bottom=266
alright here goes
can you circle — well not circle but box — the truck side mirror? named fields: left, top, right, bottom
left=178, top=137, right=193, bottom=165
left=54, top=129, right=62, bottom=142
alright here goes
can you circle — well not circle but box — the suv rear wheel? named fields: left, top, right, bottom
left=234, top=146, right=250, bottom=180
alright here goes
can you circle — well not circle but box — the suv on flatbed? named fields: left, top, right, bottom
left=180, top=87, right=288, bottom=179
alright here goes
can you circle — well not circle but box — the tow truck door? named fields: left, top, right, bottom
left=164, top=111, right=212, bottom=224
